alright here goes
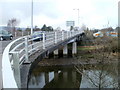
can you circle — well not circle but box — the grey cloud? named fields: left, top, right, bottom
left=1, top=2, right=31, bottom=25
left=33, top=2, right=61, bottom=19
left=1, top=1, right=61, bottom=25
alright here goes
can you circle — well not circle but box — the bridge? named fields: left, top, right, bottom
left=2, top=30, right=84, bottom=88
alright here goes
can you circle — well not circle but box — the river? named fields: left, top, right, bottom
left=28, top=57, right=118, bottom=89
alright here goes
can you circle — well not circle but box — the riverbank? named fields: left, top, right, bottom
left=38, top=58, right=118, bottom=66
left=38, top=53, right=118, bottom=67
left=38, top=45, right=118, bottom=66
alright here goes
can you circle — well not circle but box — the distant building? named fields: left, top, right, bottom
left=93, top=31, right=103, bottom=37
left=66, top=21, right=75, bottom=31
left=106, top=31, right=117, bottom=37
left=93, top=30, right=118, bottom=37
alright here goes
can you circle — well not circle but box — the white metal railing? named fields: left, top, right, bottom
left=2, top=30, right=82, bottom=88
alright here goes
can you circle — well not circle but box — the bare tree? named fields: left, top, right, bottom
left=7, top=18, right=19, bottom=36
left=75, top=63, right=118, bottom=89
left=55, top=27, right=61, bottom=31
left=74, top=28, right=118, bottom=89
left=81, top=24, right=87, bottom=31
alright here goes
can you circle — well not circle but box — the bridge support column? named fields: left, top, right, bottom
left=72, top=42, right=77, bottom=55
left=63, top=45, right=68, bottom=57
left=24, top=37, right=29, bottom=63
left=45, top=72, right=49, bottom=84
left=54, top=49, right=58, bottom=58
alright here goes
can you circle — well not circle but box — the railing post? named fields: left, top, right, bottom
left=62, top=31, right=64, bottom=40
left=12, top=52, right=21, bottom=88
left=43, top=33, right=45, bottom=49
left=67, top=31, right=69, bottom=39
left=74, top=31, right=75, bottom=36
left=70, top=31, right=72, bottom=37
left=76, top=31, right=78, bottom=35
left=25, top=37, right=29, bottom=62
left=15, top=32, right=17, bottom=37
left=75, top=31, right=77, bottom=35
left=55, top=32, right=57, bottom=44
left=22, top=31, right=23, bottom=36
left=72, top=31, right=74, bottom=36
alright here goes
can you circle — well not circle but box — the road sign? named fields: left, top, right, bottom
left=66, top=21, right=75, bottom=27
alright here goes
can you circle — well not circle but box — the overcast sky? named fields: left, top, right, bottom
left=0, top=0, right=119, bottom=29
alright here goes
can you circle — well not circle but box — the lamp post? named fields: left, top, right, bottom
left=73, top=9, right=80, bottom=27
left=31, top=0, right=33, bottom=35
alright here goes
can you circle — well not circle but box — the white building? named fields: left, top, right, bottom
left=93, top=31, right=103, bottom=37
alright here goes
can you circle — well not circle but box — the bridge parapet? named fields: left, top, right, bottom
left=2, top=30, right=82, bottom=88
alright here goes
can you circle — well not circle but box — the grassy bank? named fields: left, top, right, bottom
left=76, top=33, right=118, bottom=64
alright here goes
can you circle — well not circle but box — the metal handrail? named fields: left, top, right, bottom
left=2, top=31, right=82, bottom=88
left=2, top=36, right=26, bottom=88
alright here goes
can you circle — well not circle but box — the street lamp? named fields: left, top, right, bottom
left=73, top=9, right=80, bottom=26
left=31, top=0, right=33, bottom=35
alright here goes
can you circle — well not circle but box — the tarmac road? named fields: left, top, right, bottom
left=0, top=37, right=21, bottom=54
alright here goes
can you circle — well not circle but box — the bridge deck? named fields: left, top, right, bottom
left=2, top=31, right=83, bottom=88
left=21, top=34, right=81, bottom=88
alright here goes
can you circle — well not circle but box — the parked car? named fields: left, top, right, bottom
left=31, top=31, right=46, bottom=41
left=0, top=30, right=13, bottom=41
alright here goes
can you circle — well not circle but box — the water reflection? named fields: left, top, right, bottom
left=28, top=63, right=118, bottom=89
left=76, top=63, right=118, bottom=88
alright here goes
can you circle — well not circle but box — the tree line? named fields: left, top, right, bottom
left=7, top=18, right=54, bottom=36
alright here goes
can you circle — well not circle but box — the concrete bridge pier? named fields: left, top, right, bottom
left=63, top=45, right=68, bottom=57
left=54, top=49, right=59, bottom=58
left=53, top=42, right=77, bottom=58
left=72, top=42, right=77, bottom=55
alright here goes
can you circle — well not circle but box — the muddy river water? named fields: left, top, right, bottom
left=28, top=58, right=118, bottom=89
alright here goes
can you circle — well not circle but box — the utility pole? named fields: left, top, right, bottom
left=73, top=9, right=80, bottom=26
left=31, top=0, right=33, bottom=35
left=77, top=9, right=80, bottom=26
